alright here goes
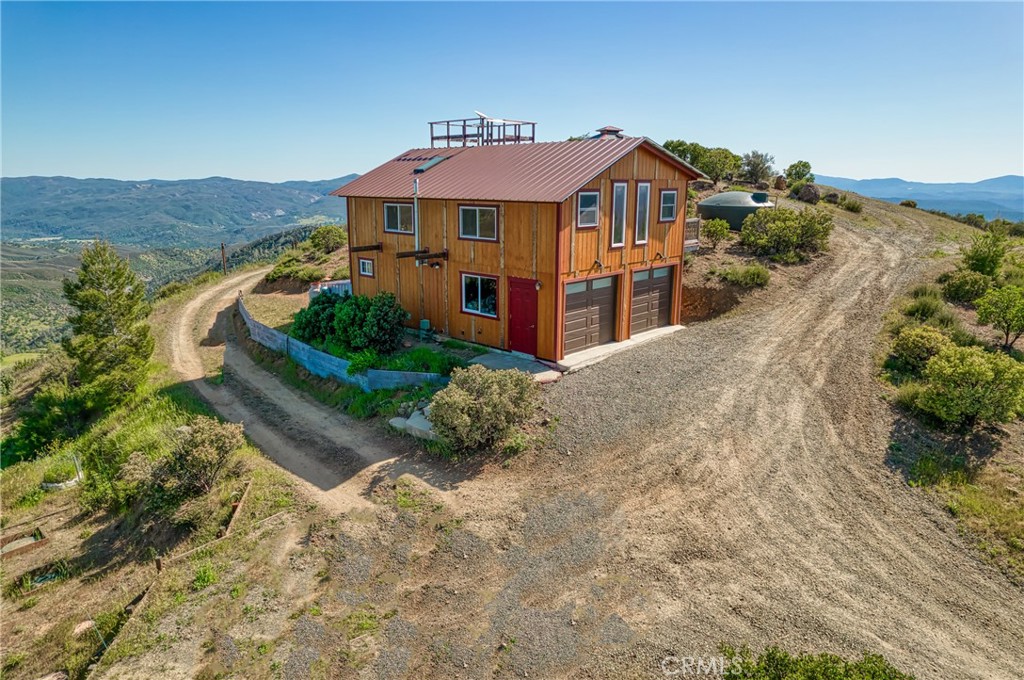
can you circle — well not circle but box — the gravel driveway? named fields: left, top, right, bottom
left=544, top=216, right=1024, bottom=678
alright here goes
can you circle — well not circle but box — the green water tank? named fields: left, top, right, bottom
left=697, top=191, right=774, bottom=230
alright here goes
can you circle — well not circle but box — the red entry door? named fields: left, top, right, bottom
left=508, top=277, right=539, bottom=356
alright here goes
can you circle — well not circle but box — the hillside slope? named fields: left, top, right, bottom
left=0, top=174, right=357, bottom=247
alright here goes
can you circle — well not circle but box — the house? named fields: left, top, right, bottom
left=331, top=116, right=705, bottom=363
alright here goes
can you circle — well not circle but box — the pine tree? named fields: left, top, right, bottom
left=62, top=241, right=154, bottom=408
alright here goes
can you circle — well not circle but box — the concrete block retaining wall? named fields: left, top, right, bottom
left=237, top=296, right=446, bottom=393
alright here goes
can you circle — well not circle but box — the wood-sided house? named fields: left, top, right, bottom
left=331, top=120, right=704, bottom=363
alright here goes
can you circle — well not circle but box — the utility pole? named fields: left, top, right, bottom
left=221, top=243, right=228, bottom=275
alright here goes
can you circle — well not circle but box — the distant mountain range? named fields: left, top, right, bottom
left=815, top=174, right=1023, bottom=221
left=0, top=174, right=358, bottom=248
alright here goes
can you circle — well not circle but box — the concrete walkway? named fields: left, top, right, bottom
left=469, top=351, right=563, bottom=383
left=557, top=325, right=685, bottom=373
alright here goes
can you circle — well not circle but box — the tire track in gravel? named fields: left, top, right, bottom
left=547, top=221, right=1024, bottom=679
left=167, top=270, right=465, bottom=514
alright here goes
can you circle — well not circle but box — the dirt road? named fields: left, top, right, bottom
left=167, top=269, right=462, bottom=513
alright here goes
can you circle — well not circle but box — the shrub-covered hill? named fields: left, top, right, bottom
left=0, top=174, right=356, bottom=248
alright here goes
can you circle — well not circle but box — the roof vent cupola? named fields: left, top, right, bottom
left=596, top=125, right=624, bottom=138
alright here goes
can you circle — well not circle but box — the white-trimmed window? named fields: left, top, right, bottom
left=459, top=206, right=498, bottom=241
left=384, top=202, right=414, bottom=234
left=358, top=258, right=374, bottom=277
left=635, top=182, right=650, bottom=244
left=461, top=273, right=498, bottom=317
left=577, top=191, right=599, bottom=228
left=611, top=182, right=627, bottom=248
left=659, top=190, right=678, bottom=222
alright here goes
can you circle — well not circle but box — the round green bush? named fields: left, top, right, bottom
left=891, top=325, right=952, bottom=374
left=703, top=218, right=731, bottom=248
left=917, top=346, right=1024, bottom=427
left=429, top=365, right=539, bottom=453
left=941, top=269, right=992, bottom=304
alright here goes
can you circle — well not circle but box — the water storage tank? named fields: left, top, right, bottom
left=697, top=191, right=774, bottom=230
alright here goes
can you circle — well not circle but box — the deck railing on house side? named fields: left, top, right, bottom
left=684, top=218, right=700, bottom=253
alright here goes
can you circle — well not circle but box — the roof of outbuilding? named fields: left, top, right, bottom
left=331, top=137, right=705, bottom=203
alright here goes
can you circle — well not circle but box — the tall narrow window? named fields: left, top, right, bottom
left=384, top=203, right=414, bottom=234
left=577, top=191, right=599, bottom=228
left=611, top=182, right=627, bottom=248
left=635, top=182, right=650, bottom=244
left=659, top=190, right=678, bottom=222
left=459, top=206, right=498, bottom=241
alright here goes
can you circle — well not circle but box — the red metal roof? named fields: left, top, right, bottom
left=331, top=137, right=704, bottom=203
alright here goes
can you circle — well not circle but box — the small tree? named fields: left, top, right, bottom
left=741, top=150, right=775, bottom=185
left=62, top=241, right=153, bottom=409
left=309, top=225, right=347, bottom=253
left=961, top=228, right=1008, bottom=277
left=917, top=346, right=1024, bottom=427
left=891, top=325, right=952, bottom=374
left=976, top=285, right=1024, bottom=349
left=784, top=160, right=814, bottom=184
left=703, top=219, right=731, bottom=248
left=663, top=139, right=708, bottom=170
left=429, top=365, right=539, bottom=453
left=701, top=148, right=742, bottom=184
left=899, top=199, right=917, bottom=208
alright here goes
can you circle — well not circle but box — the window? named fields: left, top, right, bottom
left=659, top=190, right=678, bottom=222
left=384, top=203, right=414, bottom=234
left=459, top=206, right=498, bottom=241
left=358, top=258, right=374, bottom=278
left=461, top=273, right=498, bottom=317
left=577, top=191, right=599, bottom=228
left=611, top=183, right=627, bottom=248
left=635, top=182, right=650, bottom=244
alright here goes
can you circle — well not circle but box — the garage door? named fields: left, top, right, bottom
left=564, top=276, right=618, bottom=354
left=630, top=266, right=674, bottom=335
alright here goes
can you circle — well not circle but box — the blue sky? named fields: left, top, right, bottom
left=2, top=2, right=1022, bottom=183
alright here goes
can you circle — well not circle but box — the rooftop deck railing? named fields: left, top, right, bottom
left=429, top=117, right=536, bottom=148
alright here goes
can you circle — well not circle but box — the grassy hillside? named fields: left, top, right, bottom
left=0, top=174, right=356, bottom=247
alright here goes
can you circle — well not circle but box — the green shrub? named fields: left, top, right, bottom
left=719, top=644, right=913, bottom=679
left=908, top=283, right=942, bottom=300
left=166, top=417, right=245, bottom=496
left=42, top=457, right=78, bottom=484
left=384, top=347, right=467, bottom=375
left=740, top=207, right=833, bottom=258
left=961, top=228, right=1008, bottom=276
left=429, top=365, right=539, bottom=453
left=902, top=296, right=944, bottom=322
left=156, top=281, right=188, bottom=299
left=787, top=178, right=808, bottom=199
left=891, top=325, right=953, bottom=375
left=290, top=292, right=344, bottom=345
left=941, top=269, right=992, bottom=303
left=975, top=285, right=1024, bottom=349
left=309, top=225, right=347, bottom=253
left=703, top=218, right=731, bottom=248
left=839, top=195, right=864, bottom=213
left=346, top=348, right=380, bottom=375
left=330, top=265, right=350, bottom=281
left=332, top=293, right=409, bottom=355
left=719, top=264, right=770, bottom=288
left=894, top=381, right=925, bottom=412
left=924, top=306, right=960, bottom=331
left=900, top=199, right=918, bottom=208
left=917, top=346, right=1024, bottom=427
